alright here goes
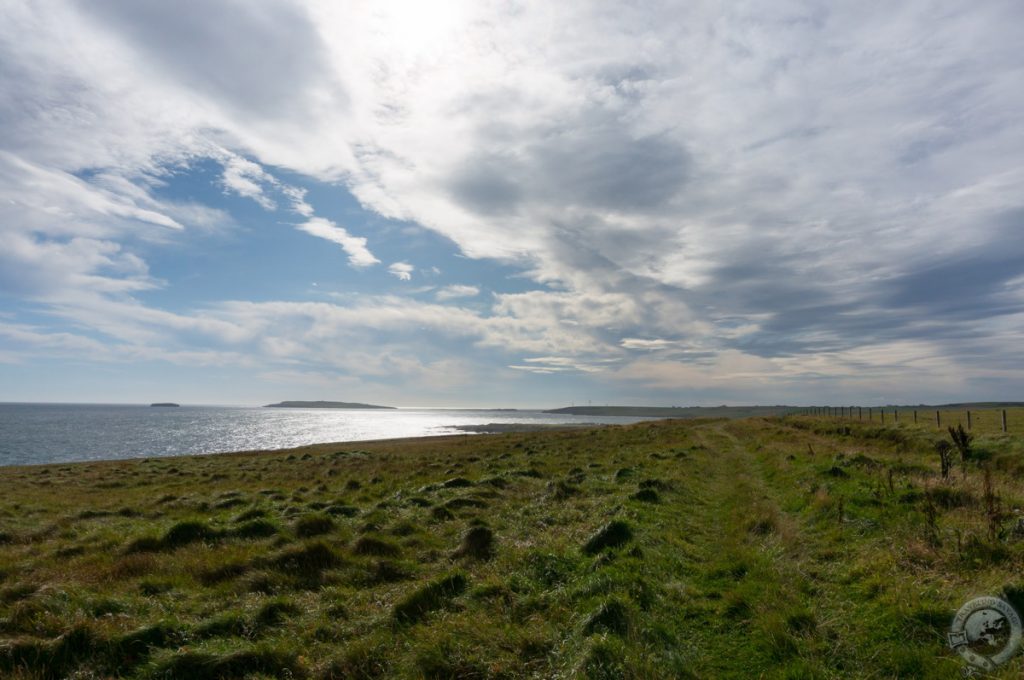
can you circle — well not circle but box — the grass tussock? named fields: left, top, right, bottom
left=393, top=572, right=467, bottom=625
left=583, top=520, right=633, bottom=555
left=147, top=645, right=304, bottom=680
left=353, top=536, right=401, bottom=558
left=452, top=526, right=495, bottom=561
left=294, top=514, right=336, bottom=538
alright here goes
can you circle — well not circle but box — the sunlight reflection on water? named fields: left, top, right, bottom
left=0, top=404, right=658, bottom=466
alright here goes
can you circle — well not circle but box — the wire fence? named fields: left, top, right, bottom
left=800, top=406, right=1024, bottom=436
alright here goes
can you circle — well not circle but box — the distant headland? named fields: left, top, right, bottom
left=149, top=403, right=180, bottom=407
left=264, top=400, right=396, bottom=410
left=543, top=405, right=799, bottom=418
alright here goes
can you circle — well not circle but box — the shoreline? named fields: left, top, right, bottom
left=0, top=421, right=620, bottom=471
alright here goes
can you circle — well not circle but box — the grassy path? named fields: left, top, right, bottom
left=1, top=417, right=1023, bottom=678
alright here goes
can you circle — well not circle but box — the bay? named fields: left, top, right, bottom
left=0, top=403, right=656, bottom=466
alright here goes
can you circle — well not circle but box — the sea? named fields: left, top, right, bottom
left=0, top=403, right=658, bottom=467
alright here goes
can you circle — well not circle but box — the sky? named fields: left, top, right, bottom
left=0, top=0, right=1022, bottom=408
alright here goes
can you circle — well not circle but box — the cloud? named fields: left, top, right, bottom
left=296, top=217, right=379, bottom=267
left=2, top=1, right=1023, bottom=402
left=388, top=262, right=413, bottom=281
left=435, top=284, right=479, bottom=301
left=0, top=152, right=183, bottom=234
left=509, top=356, right=610, bottom=374
left=221, top=156, right=277, bottom=209
left=620, top=338, right=682, bottom=351
left=282, top=185, right=314, bottom=217
left=80, top=0, right=341, bottom=122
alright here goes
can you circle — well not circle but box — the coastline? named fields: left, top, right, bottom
left=0, top=421, right=619, bottom=471
left=0, top=404, right=660, bottom=468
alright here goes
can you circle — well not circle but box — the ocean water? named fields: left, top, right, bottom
left=0, top=403, right=657, bottom=467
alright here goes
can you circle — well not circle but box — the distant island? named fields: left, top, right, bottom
left=149, top=402, right=180, bottom=407
left=264, top=400, right=395, bottom=410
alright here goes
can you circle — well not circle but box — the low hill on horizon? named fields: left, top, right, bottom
left=545, top=402, right=1024, bottom=418
left=544, top=405, right=799, bottom=418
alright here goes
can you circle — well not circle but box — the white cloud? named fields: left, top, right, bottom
left=388, top=262, right=413, bottom=281
left=282, top=185, right=314, bottom=217
left=296, top=217, right=379, bottom=267
left=1, top=1, right=1023, bottom=402
left=511, top=356, right=609, bottom=374
left=620, top=338, right=680, bottom=351
left=435, top=284, right=479, bottom=300
left=221, top=156, right=277, bottom=210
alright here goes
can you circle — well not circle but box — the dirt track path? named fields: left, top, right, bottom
left=658, top=420, right=970, bottom=679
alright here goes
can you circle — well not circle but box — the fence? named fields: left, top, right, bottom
left=800, top=406, right=1024, bottom=436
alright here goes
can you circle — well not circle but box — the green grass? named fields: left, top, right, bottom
left=827, top=405, right=1024, bottom=436
left=1, top=417, right=1024, bottom=677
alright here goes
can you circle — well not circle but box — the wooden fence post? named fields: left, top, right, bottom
left=1003, top=409, right=1008, bottom=433
left=894, top=409, right=899, bottom=423
left=881, top=410, right=885, bottom=424
left=967, top=411, right=971, bottom=430
left=913, top=410, right=917, bottom=424
left=936, top=410, right=941, bottom=428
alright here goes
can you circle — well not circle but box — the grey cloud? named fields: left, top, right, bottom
left=535, top=127, right=688, bottom=212
left=79, top=0, right=338, bottom=119
left=744, top=126, right=828, bottom=152
left=449, top=155, right=523, bottom=216
left=879, top=210, right=1024, bottom=320
left=450, top=111, right=689, bottom=216
left=696, top=210, right=1024, bottom=359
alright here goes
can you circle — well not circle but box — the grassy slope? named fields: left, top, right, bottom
left=1, top=418, right=1024, bottom=678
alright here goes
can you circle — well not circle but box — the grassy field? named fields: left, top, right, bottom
left=2, top=417, right=1024, bottom=678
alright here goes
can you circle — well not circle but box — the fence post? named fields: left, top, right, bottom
left=936, top=410, right=941, bottom=428
left=859, top=407, right=863, bottom=420
left=1003, top=409, right=1008, bottom=433
left=868, top=407, right=872, bottom=421
left=967, top=411, right=971, bottom=430
left=895, top=409, right=899, bottom=423
left=881, top=410, right=885, bottom=424
left=913, top=410, right=917, bottom=424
